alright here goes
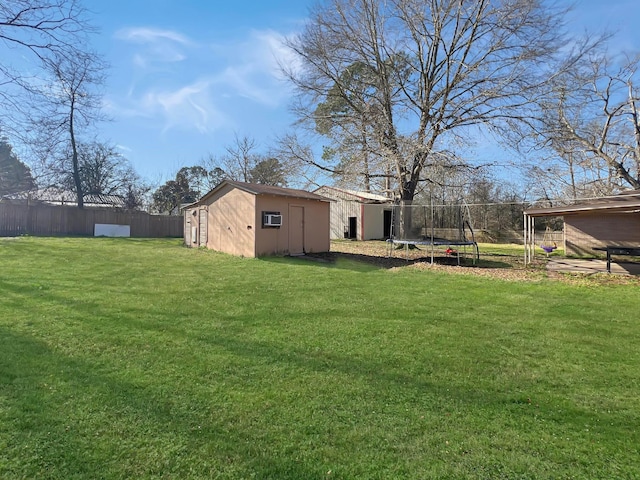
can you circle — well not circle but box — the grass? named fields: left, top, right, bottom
left=1, top=237, right=639, bottom=479
left=477, top=242, right=564, bottom=257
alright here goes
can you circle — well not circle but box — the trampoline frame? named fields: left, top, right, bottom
left=386, top=201, right=480, bottom=264
left=388, top=238, right=479, bottom=264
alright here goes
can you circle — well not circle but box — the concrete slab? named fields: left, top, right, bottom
left=547, top=258, right=640, bottom=275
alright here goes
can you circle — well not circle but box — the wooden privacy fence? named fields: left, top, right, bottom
left=0, top=203, right=182, bottom=237
left=533, top=230, right=564, bottom=245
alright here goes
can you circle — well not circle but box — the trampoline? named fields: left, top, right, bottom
left=388, top=237, right=479, bottom=264
left=386, top=200, right=480, bottom=265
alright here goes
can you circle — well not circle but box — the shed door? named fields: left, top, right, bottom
left=184, top=216, right=192, bottom=246
left=289, top=206, right=304, bottom=255
left=348, top=216, right=357, bottom=239
left=198, top=209, right=207, bottom=246
left=383, top=210, right=392, bottom=239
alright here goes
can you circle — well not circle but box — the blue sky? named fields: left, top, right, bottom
left=88, top=0, right=639, bottom=185
left=93, top=0, right=309, bottom=183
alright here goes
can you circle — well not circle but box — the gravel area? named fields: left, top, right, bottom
left=322, top=241, right=640, bottom=286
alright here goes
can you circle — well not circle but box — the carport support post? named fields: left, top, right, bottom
left=531, top=216, right=535, bottom=264
left=430, top=201, right=435, bottom=265
left=524, top=213, right=529, bottom=265
left=523, top=214, right=535, bottom=265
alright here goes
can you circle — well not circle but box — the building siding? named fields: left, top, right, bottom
left=184, top=182, right=330, bottom=257
left=205, top=186, right=255, bottom=257
left=314, top=186, right=391, bottom=240
left=362, top=204, right=391, bottom=240
left=565, top=212, right=640, bottom=256
left=253, top=196, right=326, bottom=256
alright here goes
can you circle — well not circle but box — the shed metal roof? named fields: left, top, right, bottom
left=193, top=180, right=331, bottom=206
left=314, top=185, right=391, bottom=203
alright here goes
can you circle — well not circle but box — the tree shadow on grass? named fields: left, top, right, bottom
left=474, top=258, right=517, bottom=269
left=0, top=327, right=326, bottom=479
left=2, top=317, right=634, bottom=478
left=193, top=330, right=631, bottom=432
left=261, top=251, right=489, bottom=271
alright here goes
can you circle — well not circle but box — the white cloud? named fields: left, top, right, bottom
left=115, top=27, right=192, bottom=67
left=207, top=29, right=301, bottom=106
left=108, top=26, right=301, bottom=134
left=115, top=27, right=191, bottom=45
left=107, top=79, right=229, bottom=134
left=144, top=81, right=219, bottom=133
left=251, top=29, right=303, bottom=79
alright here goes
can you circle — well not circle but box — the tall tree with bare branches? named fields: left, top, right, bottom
left=31, top=51, right=107, bottom=208
left=1, top=0, right=90, bottom=124
left=208, top=134, right=292, bottom=187
left=1, top=0, right=105, bottom=209
left=284, top=0, right=585, bottom=210
left=522, top=53, right=640, bottom=196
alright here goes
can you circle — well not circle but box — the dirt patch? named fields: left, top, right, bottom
left=324, top=241, right=640, bottom=286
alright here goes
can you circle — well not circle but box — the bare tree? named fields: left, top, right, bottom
left=0, top=0, right=91, bottom=127
left=76, top=142, right=139, bottom=195
left=284, top=0, right=583, bottom=212
left=205, top=134, right=294, bottom=187
left=45, top=140, right=149, bottom=209
left=30, top=51, right=107, bottom=208
left=271, top=132, right=326, bottom=190
left=523, top=53, right=640, bottom=194
left=221, top=134, right=259, bottom=182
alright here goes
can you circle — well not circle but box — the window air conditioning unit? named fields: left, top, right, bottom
left=263, top=213, right=282, bottom=227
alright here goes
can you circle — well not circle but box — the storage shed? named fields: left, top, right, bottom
left=313, top=186, right=393, bottom=240
left=183, top=180, right=330, bottom=257
left=524, top=189, right=640, bottom=259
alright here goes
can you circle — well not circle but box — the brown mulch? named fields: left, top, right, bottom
left=317, top=241, right=640, bottom=286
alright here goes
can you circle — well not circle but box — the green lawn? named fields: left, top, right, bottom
left=475, top=242, right=564, bottom=259
left=1, top=237, right=639, bottom=479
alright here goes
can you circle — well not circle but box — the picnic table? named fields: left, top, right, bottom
left=593, top=246, right=640, bottom=273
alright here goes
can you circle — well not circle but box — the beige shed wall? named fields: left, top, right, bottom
left=254, top=196, right=292, bottom=256
left=565, top=212, right=640, bottom=255
left=362, top=204, right=390, bottom=240
left=204, top=185, right=256, bottom=257
left=254, top=196, right=330, bottom=256
left=300, top=199, right=330, bottom=253
left=184, top=185, right=330, bottom=257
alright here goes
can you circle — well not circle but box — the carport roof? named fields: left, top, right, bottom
left=193, top=180, right=331, bottom=206
left=524, top=189, right=640, bottom=217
